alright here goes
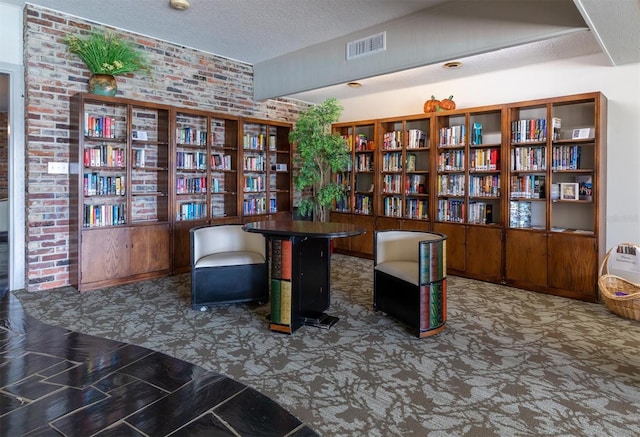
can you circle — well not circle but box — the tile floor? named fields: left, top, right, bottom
left=0, top=285, right=316, bottom=436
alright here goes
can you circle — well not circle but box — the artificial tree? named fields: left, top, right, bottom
left=290, top=98, right=351, bottom=222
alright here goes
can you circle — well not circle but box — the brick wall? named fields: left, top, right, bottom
left=24, top=5, right=309, bottom=291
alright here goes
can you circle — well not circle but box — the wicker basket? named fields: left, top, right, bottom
left=598, top=243, right=640, bottom=321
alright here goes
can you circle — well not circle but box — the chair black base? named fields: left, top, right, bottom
left=191, top=263, right=268, bottom=310
left=374, top=270, right=446, bottom=338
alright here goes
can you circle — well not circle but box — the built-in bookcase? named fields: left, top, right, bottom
left=71, top=93, right=172, bottom=291
left=505, top=93, right=606, bottom=301
left=71, top=93, right=293, bottom=288
left=377, top=115, right=431, bottom=223
left=333, top=92, right=605, bottom=302
left=174, top=110, right=209, bottom=222
left=240, top=118, right=292, bottom=218
left=331, top=120, right=377, bottom=256
left=210, top=116, right=240, bottom=219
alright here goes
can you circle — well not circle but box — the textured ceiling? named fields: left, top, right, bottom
left=16, top=0, right=450, bottom=64
left=1, top=0, right=639, bottom=104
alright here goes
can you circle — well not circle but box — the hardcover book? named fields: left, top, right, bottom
left=576, top=175, right=593, bottom=201
left=279, top=280, right=292, bottom=325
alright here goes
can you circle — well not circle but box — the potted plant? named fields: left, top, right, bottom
left=64, top=32, right=151, bottom=96
left=290, top=98, right=351, bottom=222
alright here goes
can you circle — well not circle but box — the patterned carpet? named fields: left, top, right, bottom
left=14, top=254, right=640, bottom=436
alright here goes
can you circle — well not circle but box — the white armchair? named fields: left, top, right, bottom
left=374, top=230, right=447, bottom=337
left=190, top=224, right=268, bottom=310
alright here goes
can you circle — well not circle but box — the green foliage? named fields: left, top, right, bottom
left=290, top=98, right=350, bottom=222
left=64, top=32, right=151, bottom=76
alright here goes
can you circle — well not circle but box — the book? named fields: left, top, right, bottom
left=560, top=182, right=579, bottom=200
left=552, top=117, right=562, bottom=141
left=472, top=122, right=482, bottom=145
left=279, top=280, right=292, bottom=325
left=270, top=279, right=281, bottom=324
left=271, top=239, right=282, bottom=278
left=576, top=175, right=593, bottom=201
left=280, top=240, right=292, bottom=280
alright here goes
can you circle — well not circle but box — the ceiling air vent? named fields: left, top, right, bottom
left=346, top=31, right=386, bottom=60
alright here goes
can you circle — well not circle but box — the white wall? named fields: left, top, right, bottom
left=339, top=53, right=640, bottom=250
left=0, top=3, right=23, bottom=65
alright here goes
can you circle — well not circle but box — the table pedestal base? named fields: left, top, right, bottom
left=303, top=312, right=339, bottom=329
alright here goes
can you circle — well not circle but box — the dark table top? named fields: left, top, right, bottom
left=243, top=219, right=366, bottom=239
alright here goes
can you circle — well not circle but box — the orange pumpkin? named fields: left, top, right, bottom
left=423, top=96, right=440, bottom=113
left=439, top=95, right=456, bottom=111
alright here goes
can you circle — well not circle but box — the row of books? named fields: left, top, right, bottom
left=408, top=129, right=428, bottom=149
left=406, top=199, right=428, bottom=220
left=212, top=154, right=233, bottom=170
left=83, top=203, right=126, bottom=227
left=176, top=176, right=207, bottom=194
left=176, top=127, right=207, bottom=145
left=334, top=195, right=350, bottom=212
left=510, top=175, right=545, bottom=199
left=381, top=152, right=403, bottom=171
left=84, top=113, right=118, bottom=138
left=382, top=131, right=403, bottom=150
left=382, top=174, right=402, bottom=193
left=176, top=202, right=206, bottom=221
left=468, top=201, right=494, bottom=225
left=84, top=174, right=125, bottom=196
left=551, top=145, right=582, bottom=170
left=438, top=149, right=465, bottom=171
left=439, top=125, right=465, bottom=147
left=437, top=199, right=465, bottom=223
left=242, top=196, right=268, bottom=215
left=84, top=145, right=125, bottom=168
left=243, top=133, right=277, bottom=150
left=510, top=146, right=546, bottom=171
left=437, top=174, right=465, bottom=197
left=243, top=175, right=265, bottom=192
left=509, top=201, right=533, bottom=228
left=176, top=151, right=207, bottom=170
left=407, top=174, right=427, bottom=194
left=356, top=154, right=373, bottom=171
left=469, top=148, right=499, bottom=171
left=354, top=194, right=372, bottom=214
left=381, top=129, right=430, bottom=149
left=382, top=196, right=403, bottom=218
left=511, top=118, right=547, bottom=143
left=469, top=175, right=500, bottom=198
left=243, top=155, right=266, bottom=171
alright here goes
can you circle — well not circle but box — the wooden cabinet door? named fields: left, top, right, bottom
left=129, top=224, right=171, bottom=276
left=547, top=234, right=598, bottom=301
left=505, top=229, right=547, bottom=289
left=433, top=222, right=465, bottom=272
left=81, top=228, right=130, bottom=284
left=466, top=225, right=503, bottom=282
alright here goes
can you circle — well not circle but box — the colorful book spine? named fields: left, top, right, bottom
left=270, top=279, right=281, bottom=324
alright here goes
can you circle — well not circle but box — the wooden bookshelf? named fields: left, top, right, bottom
left=70, top=93, right=293, bottom=290
left=332, top=92, right=606, bottom=302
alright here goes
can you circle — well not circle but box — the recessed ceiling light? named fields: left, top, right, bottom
left=347, top=82, right=362, bottom=88
left=443, top=61, right=462, bottom=69
left=170, top=0, right=190, bottom=10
